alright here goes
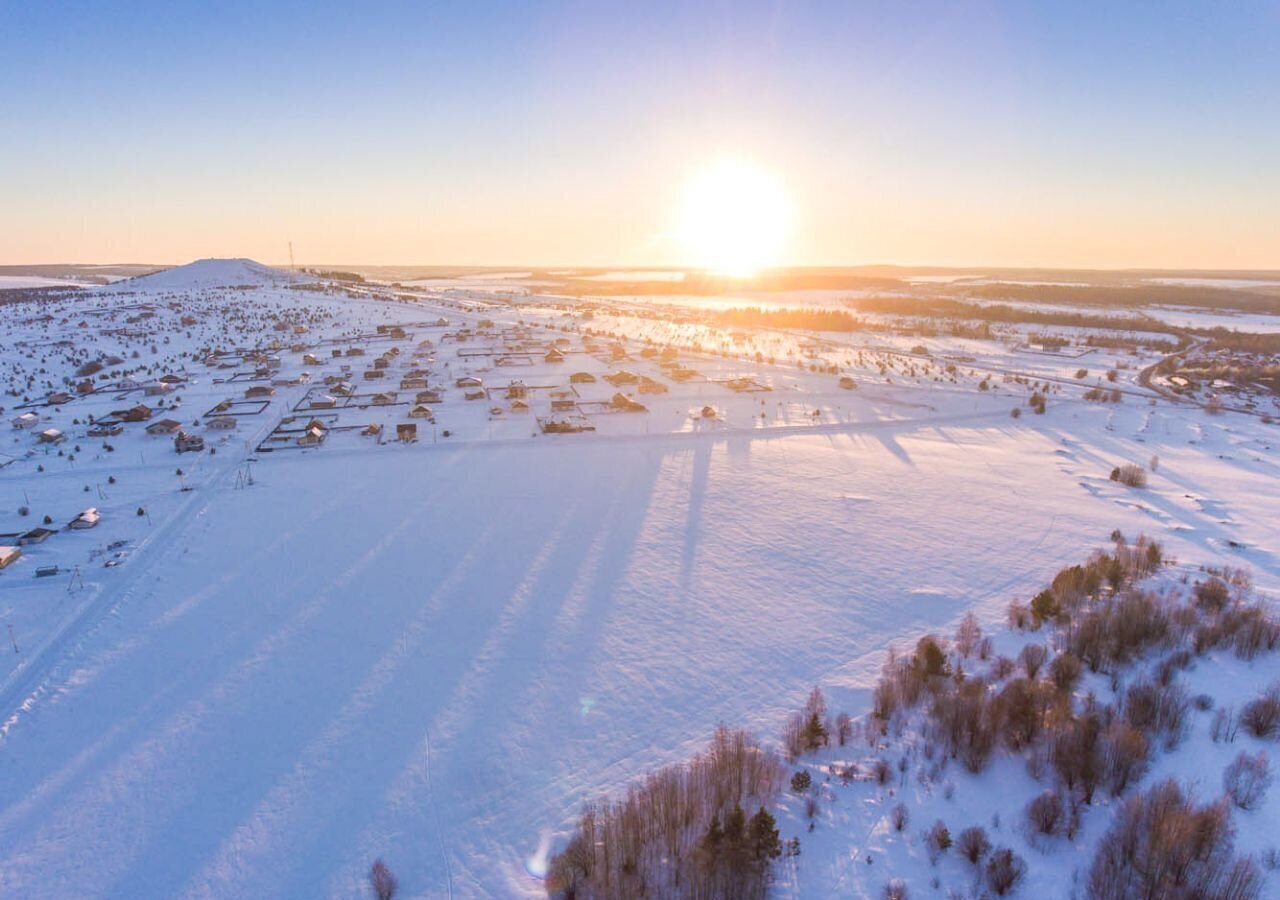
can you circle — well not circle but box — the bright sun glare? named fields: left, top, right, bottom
left=676, top=159, right=792, bottom=278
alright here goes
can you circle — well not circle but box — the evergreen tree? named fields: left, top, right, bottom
left=803, top=711, right=829, bottom=750
left=748, top=808, right=782, bottom=862
left=723, top=803, right=746, bottom=849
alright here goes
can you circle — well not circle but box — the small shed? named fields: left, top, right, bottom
left=68, top=508, right=101, bottom=530
left=0, top=546, right=21, bottom=570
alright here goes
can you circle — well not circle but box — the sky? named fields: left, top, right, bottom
left=2, top=0, right=1278, bottom=269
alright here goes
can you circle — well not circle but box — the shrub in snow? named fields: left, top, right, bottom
left=882, top=879, right=908, bottom=900
left=1019, top=643, right=1048, bottom=679
left=924, top=819, right=951, bottom=860
left=1193, top=577, right=1231, bottom=612
left=1123, top=678, right=1190, bottom=749
left=1026, top=790, right=1063, bottom=836
left=369, top=859, right=397, bottom=900
left=890, top=803, right=908, bottom=832
left=1088, top=780, right=1259, bottom=900
left=790, top=770, right=811, bottom=793
left=985, top=847, right=1027, bottom=896
left=957, top=825, right=991, bottom=865
left=1110, top=463, right=1148, bottom=488
left=1102, top=722, right=1150, bottom=797
left=1223, top=751, right=1272, bottom=811
left=1211, top=707, right=1239, bottom=744
left=1049, top=652, right=1082, bottom=693
left=1240, top=684, right=1280, bottom=739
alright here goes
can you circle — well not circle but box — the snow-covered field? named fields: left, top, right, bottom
left=0, top=260, right=1277, bottom=898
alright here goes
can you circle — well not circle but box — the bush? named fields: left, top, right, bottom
left=925, top=819, right=951, bottom=859
left=1050, top=652, right=1082, bottom=693
left=891, top=802, right=908, bottom=832
left=986, top=847, right=1027, bottom=896
left=1110, top=463, right=1148, bottom=488
left=883, top=879, right=908, bottom=900
left=1194, top=577, right=1231, bottom=612
left=369, top=859, right=398, bottom=900
left=1102, top=722, right=1150, bottom=797
left=957, top=825, right=990, bottom=864
left=1240, top=684, right=1280, bottom=739
left=1224, top=751, right=1272, bottom=811
left=1026, top=790, right=1063, bottom=836
left=1019, top=643, right=1048, bottom=679
left=1124, top=679, right=1190, bottom=749
left=791, top=770, right=812, bottom=793
left=1088, top=779, right=1258, bottom=900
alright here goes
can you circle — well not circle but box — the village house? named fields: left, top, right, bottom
left=415, top=389, right=443, bottom=404
left=146, top=419, right=183, bottom=436
left=244, top=385, right=275, bottom=398
left=372, top=392, right=397, bottom=406
left=510, top=399, right=530, bottom=412
left=297, top=425, right=327, bottom=447
left=144, top=382, right=174, bottom=396
left=455, top=376, right=483, bottom=388
left=505, top=381, right=529, bottom=399
left=637, top=376, right=669, bottom=395
left=87, top=421, right=123, bottom=437
left=569, top=372, right=596, bottom=384
left=76, top=379, right=95, bottom=394
left=0, top=546, right=21, bottom=570
left=118, top=404, right=153, bottom=422
left=12, top=411, right=39, bottom=429
left=409, top=404, right=434, bottom=419
left=604, top=370, right=639, bottom=386
left=310, top=395, right=338, bottom=409
left=396, top=423, right=417, bottom=442
left=206, top=416, right=237, bottom=430
left=464, top=389, right=486, bottom=401
left=611, top=393, right=647, bottom=413
left=544, top=347, right=566, bottom=363
left=400, top=376, right=427, bottom=390
left=37, top=427, right=65, bottom=444
left=47, top=391, right=73, bottom=405
left=174, top=431, right=205, bottom=453
left=362, top=423, right=383, bottom=437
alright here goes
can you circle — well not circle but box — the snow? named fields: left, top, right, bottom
left=102, top=258, right=311, bottom=292
left=0, top=261, right=1276, bottom=897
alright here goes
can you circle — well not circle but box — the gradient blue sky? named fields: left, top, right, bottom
left=2, top=1, right=1278, bottom=267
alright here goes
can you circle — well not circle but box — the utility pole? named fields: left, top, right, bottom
left=8, top=624, right=18, bottom=654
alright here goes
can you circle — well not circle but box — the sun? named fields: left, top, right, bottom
left=676, top=159, right=792, bottom=278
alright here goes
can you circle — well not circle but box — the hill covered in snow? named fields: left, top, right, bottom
left=103, top=257, right=309, bottom=292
